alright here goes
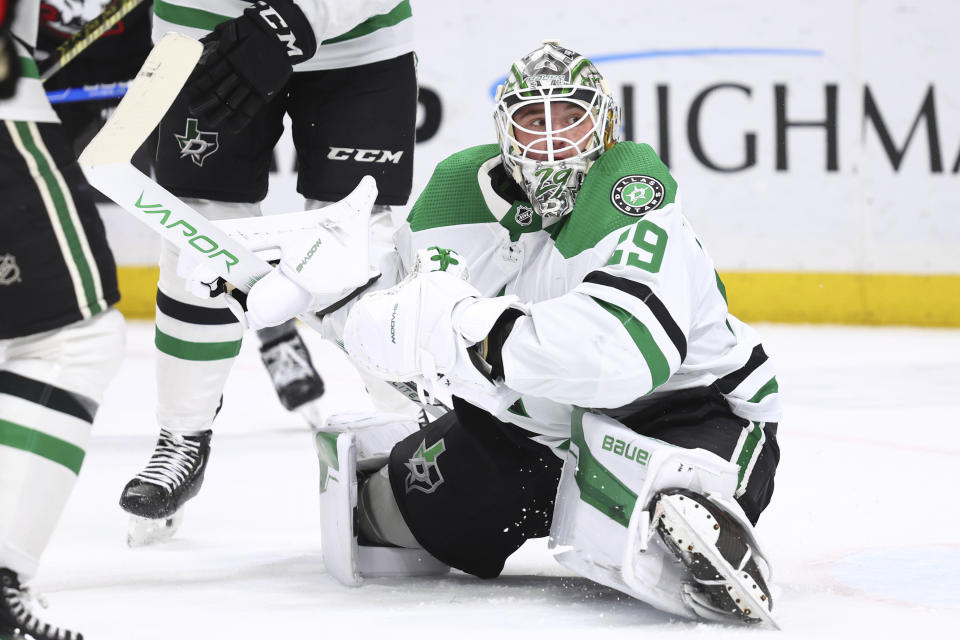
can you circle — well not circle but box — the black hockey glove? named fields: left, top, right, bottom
left=0, top=0, right=21, bottom=100
left=186, top=0, right=316, bottom=130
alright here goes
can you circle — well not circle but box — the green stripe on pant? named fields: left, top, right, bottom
left=0, top=419, right=86, bottom=475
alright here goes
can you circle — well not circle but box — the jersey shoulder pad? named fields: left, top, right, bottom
left=407, top=144, right=501, bottom=232
left=555, top=142, right=678, bottom=258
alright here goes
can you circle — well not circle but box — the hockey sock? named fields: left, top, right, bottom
left=153, top=199, right=261, bottom=431
left=0, top=310, right=123, bottom=576
left=154, top=240, right=243, bottom=431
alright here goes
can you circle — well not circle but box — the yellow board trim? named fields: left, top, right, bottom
left=115, top=266, right=160, bottom=319
left=721, top=272, right=960, bottom=327
left=114, top=267, right=960, bottom=327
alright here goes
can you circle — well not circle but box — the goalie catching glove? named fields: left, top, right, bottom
left=343, top=255, right=527, bottom=411
left=186, top=0, right=316, bottom=130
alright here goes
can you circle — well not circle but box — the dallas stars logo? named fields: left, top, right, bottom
left=404, top=438, right=446, bottom=494
left=175, top=118, right=219, bottom=167
left=610, top=175, right=665, bottom=217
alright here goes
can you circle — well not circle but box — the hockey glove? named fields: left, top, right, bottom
left=186, top=0, right=316, bottom=130
left=0, top=0, right=20, bottom=99
left=343, top=270, right=527, bottom=413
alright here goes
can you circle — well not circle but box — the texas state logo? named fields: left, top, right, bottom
left=610, top=175, right=665, bottom=217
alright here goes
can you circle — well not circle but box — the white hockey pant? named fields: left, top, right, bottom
left=154, top=199, right=258, bottom=432
left=0, top=309, right=124, bottom=577
left=549, top=408, right=746, bottom=619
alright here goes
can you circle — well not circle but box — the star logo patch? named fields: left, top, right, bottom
left=610, top=175, right=665, bottom=217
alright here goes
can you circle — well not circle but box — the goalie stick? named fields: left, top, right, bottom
left=38, top=0, right=149, bottom=83
left=78, top=33, right=448, bottom=421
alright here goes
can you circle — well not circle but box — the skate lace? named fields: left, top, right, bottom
left=1, top=578, right=81, bottom=640
left=262, top=339, right=314, bottom=388
left=134, top=429, right=202, bottom=492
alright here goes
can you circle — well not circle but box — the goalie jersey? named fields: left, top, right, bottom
left=394, top=142, right=782, bottom=449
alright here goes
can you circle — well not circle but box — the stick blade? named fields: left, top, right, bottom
left=79, top=32, right=202, bottom=168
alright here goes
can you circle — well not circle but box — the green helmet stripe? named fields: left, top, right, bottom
left=569, top=57, right=591, bottom=82
left=510, top=64, right=527, bottom=89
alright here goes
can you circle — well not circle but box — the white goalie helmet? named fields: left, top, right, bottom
left=494, top=40, right=621, bottom=219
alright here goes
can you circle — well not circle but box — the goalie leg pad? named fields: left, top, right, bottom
left=316, top=431, right=360, bottom=585
left=549, top=408, right=749, bottom=620
left=315, top=419, right=448, bottom=586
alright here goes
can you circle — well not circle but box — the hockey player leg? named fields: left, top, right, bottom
left=314, top=414, right=448, bottom=585
left=549, top=409, right=777, bottom=626
left=0, top=309, right=124, bottom=640
left=122, top=204, right=253, bottom=546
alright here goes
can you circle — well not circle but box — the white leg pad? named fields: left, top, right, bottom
left=549, top=409, right=740, bottom=619
left=315, top=420, right=448, bottom=586
left=316, top=431, right=360, bottom=585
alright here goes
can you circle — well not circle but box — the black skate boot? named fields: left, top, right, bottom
left=259, top=331, right=324, bottom=411
left=653, top=489, right=777, bottom=627
left=119, top=429, right=212, bottom=546
left=0, top=568, right=82, bottom=640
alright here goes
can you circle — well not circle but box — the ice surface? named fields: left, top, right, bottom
left=30, top=322, right=960, bottom=638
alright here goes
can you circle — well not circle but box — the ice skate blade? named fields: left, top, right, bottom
left=295, top=399, right=327, bottom=429
left=127, top=509, right=185, bottom=547
left=658, top=495, right=779, bottom=629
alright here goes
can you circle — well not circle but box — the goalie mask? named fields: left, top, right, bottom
left=494, top=40, right=620, bottom=219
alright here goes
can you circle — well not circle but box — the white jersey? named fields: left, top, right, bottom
left=0, top=0, right=60, bottom=122
left=151, top=0, right=413, bottom=71
left=391, top=142, right=782, bottom=449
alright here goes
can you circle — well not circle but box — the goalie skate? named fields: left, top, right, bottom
left=120, top=429, right=212, bottom=547
left=653, top=489, right=778, bottom=628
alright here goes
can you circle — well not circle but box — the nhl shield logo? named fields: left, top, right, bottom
left=175, top=118, right=219, bottom=166
left=515, top=205, right=534, bottom=227
left=611, top=175, right=665, bottom=217
left=404, top=438, right=446, bottom=494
